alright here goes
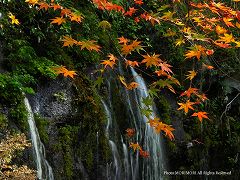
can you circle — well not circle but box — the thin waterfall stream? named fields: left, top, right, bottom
left=24, top=97, right=54, bottom=180
left=102, top=67, right=166, bottom=180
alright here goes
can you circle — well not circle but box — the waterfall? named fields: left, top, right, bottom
left=131, top=67, right=165, bottom=180
left=102, top=67, right=166, bottom=180
left=24, top=97, right=54, bottom=180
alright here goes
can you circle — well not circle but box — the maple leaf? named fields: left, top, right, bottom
left=139, top=150, right=150, bottom=158
left=61, top=36, right=78, bottom=47
left=162, top=125, right=175, bottom=140
left=161, top=11, right=175, bottom=20
left=39, top=3, right=50, bottom=10
left=185, top=45, right=205, bottom=60
left=175, top=37, right=185, bottom=46
left=141, top=54, right=162, bottom=68
left=147, top=118, right=160, bottom=128
left=215, top=25, right=227, bottom=35
left=214, top=41, right=230, bottom=48
left=61, top=8, right=72, bottom=16
left=158, top=62, right=173, bottom=74
left=236, top=22, right=240, bottom=29
left=192, top=111, right=209, bottom=122
left=125, top=60, right=139, bottom=67
left=127, top=82, right=139, bottom=90
left=177, top=100, right=195, bottom=114
left=52, top=66, right=77, bottom=78
left=124, top=7, right=138, bottom=16
left=107, top=54, right=117, bottom=62
left=196, top=93, right=208, bottom=102
left=223, top=17, right=235, bottom=27
left=155, top=70, right=168, bottom=77
left=69, top=13, right=83, bottom=23
left=218, top=33, right=235, bottom=44
left=153, top=79, right=176, bottom=93
left=186, top=70, right=197, bottom=80
left=180, top=87, right=198, bottom=98
left=134, top=0, right=143, bottom=5
left=50, top=4, right=62, bottom=11
left=121, top=40, right=143, bottom=55
left=118, top=36, right=129, bottom=45
left=129, top=142, right=141, bottom=152
left=78, top=40, right=101, bottom=51
left=50, top=17, right=66, bottom=25
left=101, top=60, right=116, bottom=69
left=25, top=0, right=38, bottom=4
left=8, top=13, right=20, bottom=25
left=125, top=128, right=135, bottom=137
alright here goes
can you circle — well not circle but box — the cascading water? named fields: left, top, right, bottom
left=24, top=97, right=54, bottom=180
left=130, top=67, right=165, bottom=180
left=101, top=66, right=166, bottom=180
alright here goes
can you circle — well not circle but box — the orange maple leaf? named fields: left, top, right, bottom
left=121, top=40, right=143, bottom=55
left=39, top=3, right=49, bottom=10
left=177, top=100, right=195, bottom=114
left=215, top=25, right=227, bottom=35
left=125, top=128, right=135, bottom=137
left=141, top=54, right=162, bottom=68
left=192, top=111, right=209, bottom=122
left=139, top=150, right=150, bottom=158
left=77, top=40, right=101, bottom=51
left=185, top=45, right=205, bottom=60
left=129, top=142, right=141, bottom=152
left=69, top=13, right=83, bottom=23
left=162, top=125, right=175, bottom=140
left=180, top=87, right=199, bottom=98
left=214, top=41, right=230, bottom=48
left=158, top=62, right=173, bottom=74
left=127, top=82, right=139, bottom=90
left=125, top=60, right=139, bottom=67
left=101, top=60, right=115, bottom=69
left=223, top=17, right=235, bottom=27
left=134, top=0, right=143, bottom=5
left=50, top=17, right=66, bottom=25
left=52, top=66, right=77, bottom=78
left=61, top=36, right=78, bottom=47
left=50, top=4, right=62, bottom=11
left=118, top=36, right=129, bottom=45
left=155, top=70, right=168, bottom=77
left=124, top=7, right=138, bottom=16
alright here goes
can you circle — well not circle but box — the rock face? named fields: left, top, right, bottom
left=27, top=76, right=109, bottom=180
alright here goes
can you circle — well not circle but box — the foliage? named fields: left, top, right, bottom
left=1, top=0, right=240, bottom=173
left=0, top=133, right=36, bottom=179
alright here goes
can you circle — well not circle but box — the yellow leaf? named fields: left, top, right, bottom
left=175, top=37, right=185, bottom=46
left=177, top=100, right=195, bottom=114
left=186, top=70, right=197, bottom=80
left=50, top=17, right=66, bottom=25
left=77, top=40, right=101, bottom=52
left=8, top=13, right=20, bottom=25
left=236, top=22, right=240, bottom=29
left=61, top=36, right=78, bottom=47
left=141, top=53, right=162, bottom=68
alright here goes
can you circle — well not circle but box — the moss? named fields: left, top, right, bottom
left=156, top=95, right=171, bottom=124
left=34, top=114, right=49, bottom=144
left=8, top=101, right=28, bottom=132
left=58, top=125, right=79, bottom=179
left=72, top=74, right=110, bottom=171
left=0, top=113, right=8, bottom=130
